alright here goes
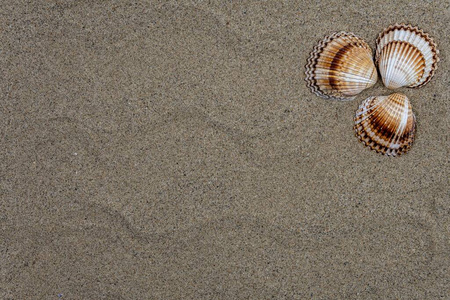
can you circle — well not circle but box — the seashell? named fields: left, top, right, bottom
left=354, top=93, right=416, bottom=157
left=305, top=32, right=378, bottom=101
left=375, top=24, right=439, bottom=89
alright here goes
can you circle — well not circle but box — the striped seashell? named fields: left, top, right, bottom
left=305, top=32, right=378, bottom=101
left=354, top=93, right=416, bottom=157
left=375, top=24, right=439, bottom=89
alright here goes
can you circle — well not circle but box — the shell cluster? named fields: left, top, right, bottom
left=305, top=24, right=439, bottom=156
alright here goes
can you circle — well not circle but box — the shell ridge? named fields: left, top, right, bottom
left=356, top=98, right=385, bottom=123
left=390, top=98, right=407, bottom=148
left=401, top=43, right=423, bottom=84
left=305, top=33, right=342, bottom=99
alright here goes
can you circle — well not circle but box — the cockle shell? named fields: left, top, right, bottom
left=305, top=32, right=378, bottom=101
left=354, top=93, right=416, bottom=157
left=375, top=24, right=439, bottom=89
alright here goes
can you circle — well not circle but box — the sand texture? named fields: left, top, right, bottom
left=1, top=0, right=449, bottom=299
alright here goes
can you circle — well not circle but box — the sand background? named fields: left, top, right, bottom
left=1, top=0, right=449, bottom=299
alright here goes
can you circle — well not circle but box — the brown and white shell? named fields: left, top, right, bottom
left=305, top=32, right=378, bottom=101
left=375, top=24, right=439, bottom=89
left=354, top=93, right=416, bottom=157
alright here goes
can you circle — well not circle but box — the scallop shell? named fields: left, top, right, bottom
left=305, top=32, right=378, bottom=101
left=354, top=93, right=416, bottom=157
left=375, top=24, right=439, bottom=89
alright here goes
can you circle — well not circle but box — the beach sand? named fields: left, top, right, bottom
left=1, top=1, right=449, bottom=298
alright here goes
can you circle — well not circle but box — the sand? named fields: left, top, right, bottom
left=1, top=0, right=449, bottom=299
